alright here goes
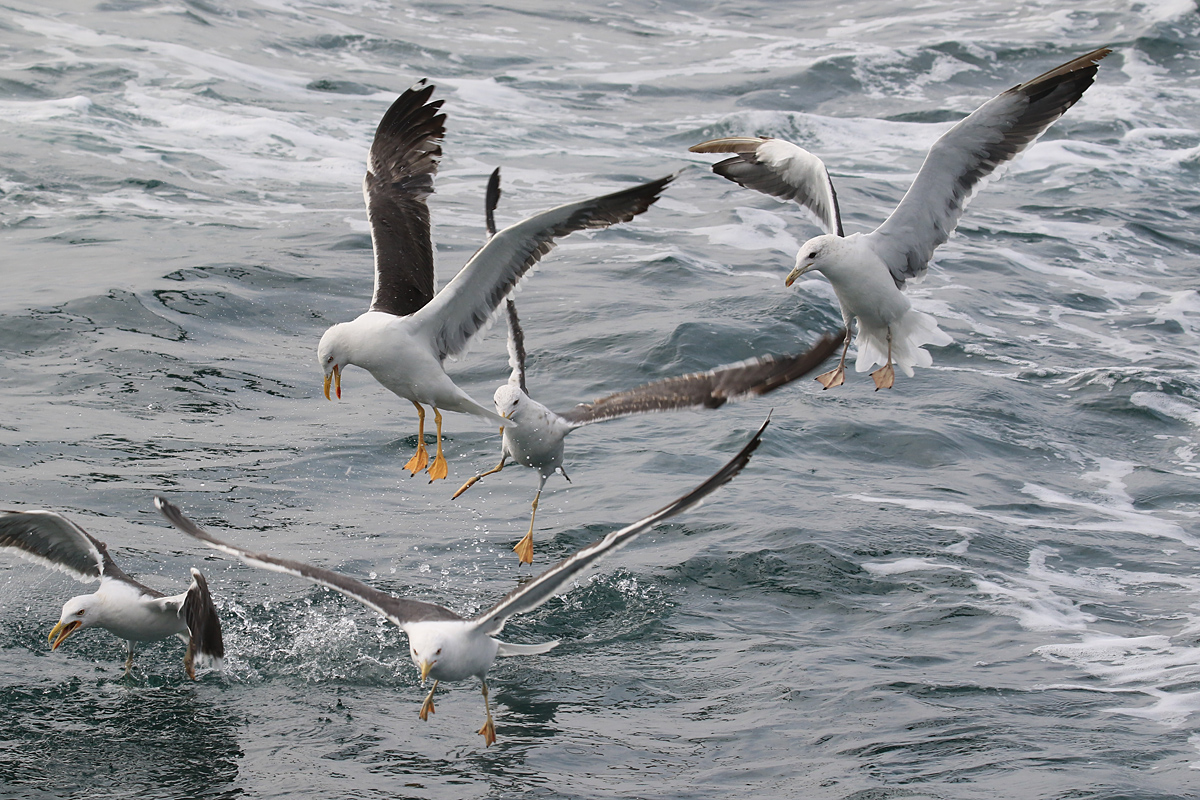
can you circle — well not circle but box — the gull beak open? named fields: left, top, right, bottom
left=785, top=263, right=812, bottom=287
left=419, top=660, right=434, bottom=682
left=48, top=620, right=81, bottom=650
left=323, top=364, right=341, bottom=400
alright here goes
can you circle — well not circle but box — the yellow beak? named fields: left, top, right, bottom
left=323, top=364, right=341, bottom=400
left=784, top=263, right=811, bottom=287
left=48, top=620, right=81, bottom=650
left=419, top=660, right=434, bottom=681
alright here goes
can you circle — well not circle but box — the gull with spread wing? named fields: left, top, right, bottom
left=691, top=48, right=1110, bottom=390
left=456, top=295, right=841, bottom=564
left=0, top=509, right=223, bottom=678
left=156, top=420, right=765, bottom=746
left=318, top=80, right=673, bottom=480
left=452, top=169, right=841, bottom=564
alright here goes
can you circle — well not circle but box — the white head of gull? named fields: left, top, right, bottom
left=155, top=419, right=766, bottom=746
left=691, top=47, right=1111, bottom=390
left=0, top=509, right=224, bottom=679
left=318, top=80, right=674, bottom=481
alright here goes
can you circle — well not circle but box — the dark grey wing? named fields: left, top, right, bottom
left=182, top=568, right=224, bottom=670
left=505, top=298, right=528, bottom=394
left=154, top=498, right=462, bottom=627
left=365, top=80, right=445, bottom=317
left=690, top=137, right=843, bottom=236
left=0, top=509, right=148, bottom=592
left=867, top=48, right=1110, bottom=288
left=410, top=174, right=676, bottom=361
left=485, top=167, right=501, bottom=238
left=559, top=331, right=845, bottom=427
left=470, top=419, right=768, bottom=636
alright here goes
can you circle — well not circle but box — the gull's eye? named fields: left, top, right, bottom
left=435, top=648, right=442, bottom=656
left=75, top=609, right=85, bottom=616
left=807, top=251, right=818, bottom=259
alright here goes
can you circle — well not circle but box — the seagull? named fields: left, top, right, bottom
left=455, top=292, right=842, bottom=563
left=690, top=47, right=1111, bottom=390
left=155, top=420, right=766, bottom=746
left=451, top=169, right=840, bottom=564
left=318, top=80, right=674, bottom=481
left=0, top=509, right=224, bottom=678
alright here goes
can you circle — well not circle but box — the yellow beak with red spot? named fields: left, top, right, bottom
left=419, top=659, right=434, bottom=681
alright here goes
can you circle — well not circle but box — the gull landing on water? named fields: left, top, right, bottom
left=318, top=80, right=674, bottom=481
left=691, top=47, right=1111, bottom=390
left=155, top=422, right=765, bottom=746
left=0, top=509, right=223, bottom=678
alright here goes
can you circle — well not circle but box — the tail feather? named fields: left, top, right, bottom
left=854, top=309, right=951, bottom=376
left=495, top=640, right=559, bottom=657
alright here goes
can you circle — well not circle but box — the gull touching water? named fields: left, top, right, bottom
left=0, top=509, right=223, bottom=678
left=691, top=47, right=1110, bottom=390
left=455, top=294, right=842, bottom=564
left=155, top=421, right=765, bottom=746
left=318, top=79, right=673, bottom=480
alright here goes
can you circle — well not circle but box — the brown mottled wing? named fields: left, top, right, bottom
left=366, top=80, right=445, bottom=317
left=559, top=331, right=845, bottom=426
left=155, top=498, right=462, bottom=627
left=868, top=48, right=1110, bottom=288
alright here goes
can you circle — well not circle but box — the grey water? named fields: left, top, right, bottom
left=2, top=1, right=1199, bottom=798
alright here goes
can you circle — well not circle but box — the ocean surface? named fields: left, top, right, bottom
left=2, top=1, right=1199, bottom=798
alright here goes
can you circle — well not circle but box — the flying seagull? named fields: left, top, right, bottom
left=155, top=420, right=766, bottom=746
left=455, top=295, right=842, bottom=564
left=452, top=168, right=841, bottom=564
left=0, top=509, right=223, bottom=678
left=318, top=79, right=674, bottom=480
left=690, top=47, right=1111, bottom=389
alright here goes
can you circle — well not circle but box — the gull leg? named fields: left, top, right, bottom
left=815, top=333, right=851, bottom=390
left=871, top=329, right=896, bottom=390
left=427, top=408, right=449, bottom=482
left=512, top=489, right=541, bottom=565
left=478, top=679, right=496, bottom=746
left=419, top=679, right=439, bottom=721
left=184, top=639, right=197, bottom=681
left=124, top=641, right=136, bottom=677
left=404, top=401, right=430, bottom=475
left=452, top=456, right=507, bottom=500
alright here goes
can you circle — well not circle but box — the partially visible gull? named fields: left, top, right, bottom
left=455, top=296, right=842, bottom=564
left=0, top=509, right=223, bottom=678
left=318, top=79, right=674, bottom=480
left=156, top=420, right=765, bottom=746
left=691, top=47, right=1111, bottom=389
left=452, top=169, right=841, bottom=564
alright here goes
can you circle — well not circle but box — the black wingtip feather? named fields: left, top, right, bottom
left=486, top=167, right=501, bottom=238
left=183, top=568, right=224, bottom=668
